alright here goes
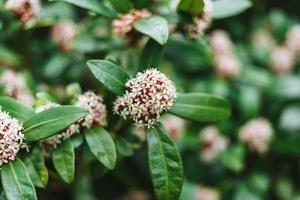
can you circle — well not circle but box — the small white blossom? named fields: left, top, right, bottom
left=270, top=46, right=295, bottom=75
left=195, top=186, right=220, bottom=200
left=239, top=118, right=273, bottom=154
left=114, top=69, right=177, bottom=127
left=5, top=0, right=40, bottom=23
left=52, top=21, right=78, bottom=52
left=76, top=91, right=107, bottom=129
left=286, top=25, right=300, bottom=54
left=0, top=70, right=34, bottom=106
left=200, top=126, right=228, bottom=162
left=112, top=9, right=151, bottom=38
left=161, top=114, right=185, bottom=141
left=188, top=0, right=213, bottom=39
left=210, top=30, right=241, bottom=78
left=0, top=109, right=24, bottom=166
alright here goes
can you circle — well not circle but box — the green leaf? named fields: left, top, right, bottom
left=169, top=93, right=231, bottom=122
left=24, top=147, right=48, bottom=188
left=84, top=127, right=117, bottom=169
left=279, top=104, right=300, bottom=133
left=23, top=105, right=89, bottom=142
left=0, top=97, right=34, bottom=122
left=115, top=135, right=133, bottom=156
left=139, top=39, right=165, bottom=71
left=212, top=0, right=252, bottom=19
left=43, top=54, right=71, bottom=80
left=147, top=123, right=184, bottom=200
left=177, top=0, right=204, bottom=15
left=87, top=60, right=130, bottom=95
left=108, top=0, right=132, bottom=13
left=52, top=140, right=75, bottom=183
left=133, top=16, right=169, bottom=45
left=238, top=86, right=261, bottom=120
left=51, top=0, right=116, bottom=17
left=1, top=158, right=37, bottom=200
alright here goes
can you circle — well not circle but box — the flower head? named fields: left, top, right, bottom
left=161, top=114, right=185, bottom=141
left=200, top=126, right=228, bottom=162
left=239, top=118, right=273, bottom=154
left=52, top=21, right=78, bottom=52
left=76, top=91, right=107, bottom=129
left=270, top=46, right=295, bottom=75
left=0, top=109, right=24, bottom=166
left=112, top=9, right=150, bottom=38
left=286, top=25, right=300, bottom=54
left=195, top=186, right=220, bottom=200
left=5, top=0, right=40, bottom=23
left=0, top=70, right=34, bottom=106
left=188, top=0, right=213, bottom=39
left=114, top=69, right=177, bottom=127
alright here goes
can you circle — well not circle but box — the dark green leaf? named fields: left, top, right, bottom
left=0, top=97, right=34, bottom=122
left=133, top=16, right=169, bottom=45
left=108, top=0, right=132, bottom=13
left=140, top=39, right=165, bottom=71
left=84, top=127, right=117, bottom=169
left=147, top=123, right=183, bottom=200
left=212, top=0, right=252, bottom=19
left=177, top=0, right=204, bottom=15
left=24, top=147, right=48, bottom=188
left=51, top=0, right=116, bottom=17
left=23, top=105, right=89, bottom=142
left=52, top=140, right=75, bottom=183
left=116, top=136, right=133, bottom=156
left=238, top=86, right=261, bottom=120
left=87, top=60, right=130, bottom=95
left=1, top=158, right=37, bottom=200
left=169, top=93, right=231, bottom=122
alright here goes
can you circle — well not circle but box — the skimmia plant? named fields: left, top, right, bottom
left=0, top=0, right=257, bottom=199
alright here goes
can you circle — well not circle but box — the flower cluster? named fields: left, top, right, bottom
left=161, top=114, right=185, bottom=141
left=112, top=9, right=150, bottom=38
left=114, top=69, right=177, bottom=127
left=38, top=92, right=106, bottom=148
left=210, top=30, right=241, bottom=78
left=0, top=70, right=35, bottom=106
left=269, top=25, right=300, bottom=75
left=0, top=109, right=24, bottom=166
left=239, top=118, right=273, bottom=154
left=195, top=186, right=220, bottom=200
left=200, top=126, right=228, bottom=162
left=5, top=0, right=40, bottom=23
left=52, top=21, right=78, bottom=52
left=188, top=0, right=213, bottom=39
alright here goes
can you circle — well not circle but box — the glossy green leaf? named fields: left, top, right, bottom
left=177, top=0, right=204, bottom=15
left=84, top=127, right=117, bottom=169
left=23, top=106, right=89, bottom=142
left=1, top=158, right=37, bottom=200
left=51, top=0, right=116, bottom=17
left=133, top=16, right=169, bottom=45
left=116, top=136, right=133, bottom=157
left=24, top=147, right=48, bottom=188
left=87, top=60, right=130, bottom=95
left=212, top=0, right=252, bottom=19
left=108, top=0, right=132, bottom=13
left=0, top=97, right=34, bottom=122
left=169, top=93, right=231, bottom=122
left=238, top=86, right=261, bottom=120
left=52, top=140, right=75, bottom=183
left=140, top=39, right=165, bottom=71
left=147, top=123, right=184, bottom=200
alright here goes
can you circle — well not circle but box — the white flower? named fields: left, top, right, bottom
left=200, top=126, right=228, bottom=162
left=270, top=46, right=295, bottom=75
left=52, top=21, right=78, bottom=52
left=195, top=186, right=220, bottom=200
left=76, top=91, right=107, bottom=128
left=161, top=114, right=185, bottom=141
left=0, top=70, right=34, bottom=106
left=210, top=30, right=241, bottom=78
left=5, top=0, right=40, bottom=23
left=239, top=118, right=273, bottom=154
left=188, top=0, right=213, bottom=39
left=286, top=25, right=300, bottom=54
left=114, top=69, right=177, bottom=127
left=112, top=9, right=150, bottom=38
left=0, top=109, right=24, bottom=166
